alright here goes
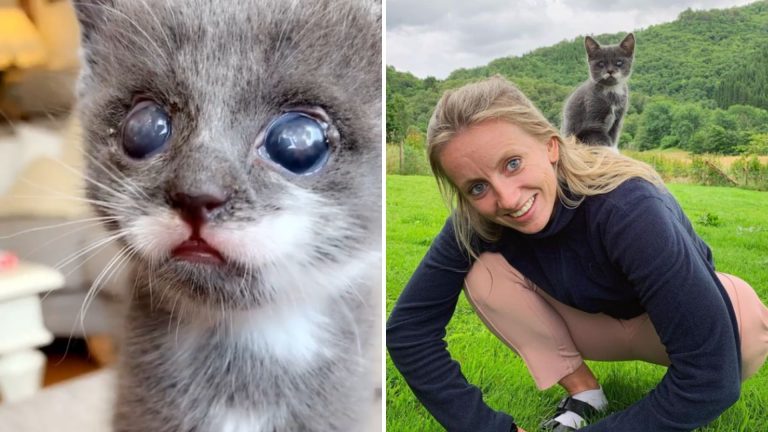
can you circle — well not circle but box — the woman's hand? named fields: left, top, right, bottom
left=517, top=427, right=528, bottom=432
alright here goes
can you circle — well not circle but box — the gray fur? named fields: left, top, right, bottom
left=72, top=0, right=381, bottom=430
left=561, top=33, right=635, bottom=148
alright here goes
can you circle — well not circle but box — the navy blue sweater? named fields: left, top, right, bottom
left=387, top=179, right=741, bottom=431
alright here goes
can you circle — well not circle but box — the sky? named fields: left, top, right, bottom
left=387, top=0, right=757, bottom=79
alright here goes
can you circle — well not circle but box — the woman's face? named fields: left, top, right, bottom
left=440, top=119, right=560, bottom=235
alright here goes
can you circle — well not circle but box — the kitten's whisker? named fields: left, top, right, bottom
left=11, top=183, right=136, bottom=217
left=78, top=245, right=132, bottom=336
left=273, top=0, right=301, bottom=70
left=136, top=0, right=174, bottom=55
left=174, top=301, right=185, bottom=346
left=46, top=157, right=139, bottom=204
left=15, top=168, right=139, bottom=215
left=67, top=124, right=149, bottom=202
left=130, top=265, right=142, bottom=306
left=337, top=291, right=363, bottom=359
left=77, top=2, right=170, bottom=68
left=78, top=246, right=124, bottom=324
left=168, top=295, right=180, bottom=337
left=54, top=231, right=126, bottom=271
left=58, top=232, right=127, bottom=283
left=53, top=234, right=124, bottom=275
left=278, top=5, right=337, bottom=69
left=27, top=223, right=120, bottom=288
left=0, top=217, right=116, bottom=240
left=148, top=258, right=156, bottom=310
left=156, top=274, right=173, bottom=313
left=79, top=149, right=151, bottom=201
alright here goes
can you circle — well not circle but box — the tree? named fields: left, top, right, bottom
left=738, top=133, right=768, bottom=155
left=635, top=100, right=674, bottom=150
left=725, top=105, right=768, bottom=133
left=423, top=76, right=438, bottom=91
left=690, top=124, right=745, bottom=154
left=670, top=103, right=705, bottom=150
left=401, top=127, right=430, bottom=175
left=386, top=93, right=409, bottom=144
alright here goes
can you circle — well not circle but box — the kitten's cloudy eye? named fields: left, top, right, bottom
left=597, top=61, right=605, bottom=68
left=121, top=101, right=172, bottom=159
left=261, top=112, right=330, bottom=174
left=616, top=60, right=624, bottom=67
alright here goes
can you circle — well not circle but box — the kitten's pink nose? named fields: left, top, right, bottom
left=170, top=191, right=229, bottom=227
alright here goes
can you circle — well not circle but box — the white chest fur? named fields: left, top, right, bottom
left=604, top=106, right=617, bottom=129
left=237, top=303, right=333, bottom=367
left=183, top=301, right=333, bottom=371
left=206, top=408, right=274, bottom=432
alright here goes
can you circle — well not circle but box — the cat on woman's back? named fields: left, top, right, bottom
left=562, top=33, right=635, bottom=149
left=72, top=1, right=382, bottom=431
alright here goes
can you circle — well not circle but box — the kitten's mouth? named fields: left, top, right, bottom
left=171, top=238, right=226, bottom=265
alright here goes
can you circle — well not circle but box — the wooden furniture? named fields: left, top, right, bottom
left=0, top=261, right=64, bottom=402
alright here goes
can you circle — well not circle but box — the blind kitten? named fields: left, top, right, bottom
left=72, top=1, right=381, bottom=431
left=561, top=33, right=635, bottom=149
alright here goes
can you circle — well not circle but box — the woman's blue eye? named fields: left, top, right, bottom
left=121, top=101, right=172, bottom=159
left=506, top=158, right=521, bottom=171
left=261, top=112, right=330, bottom=174
left=469, top=183, right=486, bottom=196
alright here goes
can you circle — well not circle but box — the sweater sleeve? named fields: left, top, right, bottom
left=583, top=193, right=741, bottom=432
left=386, top=220, right=517, bottom=432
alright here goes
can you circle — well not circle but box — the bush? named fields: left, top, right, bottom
left=690, top=156, right=736, bottom=186
left=624, top=150, right=768, bottom=191
left=660, top=135, right=679, bottom=149
left=623, top=150, right=689, bottom=181
left=401, top=144, right=431, bottom=175
left=386, top=144, right=401, bottom=174
left=730, top=155, right=768, bottom=189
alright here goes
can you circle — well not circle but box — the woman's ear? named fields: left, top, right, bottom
left=547, top=137, right=560, bottom=164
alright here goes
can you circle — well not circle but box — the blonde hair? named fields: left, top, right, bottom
left=427, top=75, right=664, bottom=256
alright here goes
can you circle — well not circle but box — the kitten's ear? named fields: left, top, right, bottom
left=620, top=33, right=635, bottom=56
left=72, top=0, right=115, bottom=41
left=584, top=36, right=601, bottom=58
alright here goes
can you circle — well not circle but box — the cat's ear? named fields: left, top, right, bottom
left=72, top=0, right=115, bottom=41
left=619, top=33, right=635, bottom=56
left=584, top=36, right=601, bottom=58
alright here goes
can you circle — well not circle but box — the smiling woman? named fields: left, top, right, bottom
left=386, top=76, right=768, bottom=432
left=438, top=120, right=560, bottom=235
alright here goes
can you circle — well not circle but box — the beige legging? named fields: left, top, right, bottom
left=464, top=252, right=768, bottom=389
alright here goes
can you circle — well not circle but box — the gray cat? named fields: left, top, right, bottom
left=72, top=1, right=381, bottom=431
left=561, top=33, right=635, bottom=148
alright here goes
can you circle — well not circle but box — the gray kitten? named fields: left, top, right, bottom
left=561, top=33, right=635, bottom=148
left=72, top=1, right=381, bottom=431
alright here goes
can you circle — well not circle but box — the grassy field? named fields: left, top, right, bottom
left=386, top=175, right=768, bottom=431
left=626, top=148, right=768, bottom=169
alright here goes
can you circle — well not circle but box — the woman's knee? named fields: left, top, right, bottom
left=717, top=273, right=768, bottom=380
left=465, top=252, right=529, bottom=307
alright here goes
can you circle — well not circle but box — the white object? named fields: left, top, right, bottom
left=0, top=262, right=64, bottom=403
left=0, top=123, right=64, bottom=196
left=0, top=369, right=115, bottom=432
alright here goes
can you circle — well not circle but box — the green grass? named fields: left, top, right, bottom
left=386, top=175, right=768, bottom=431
